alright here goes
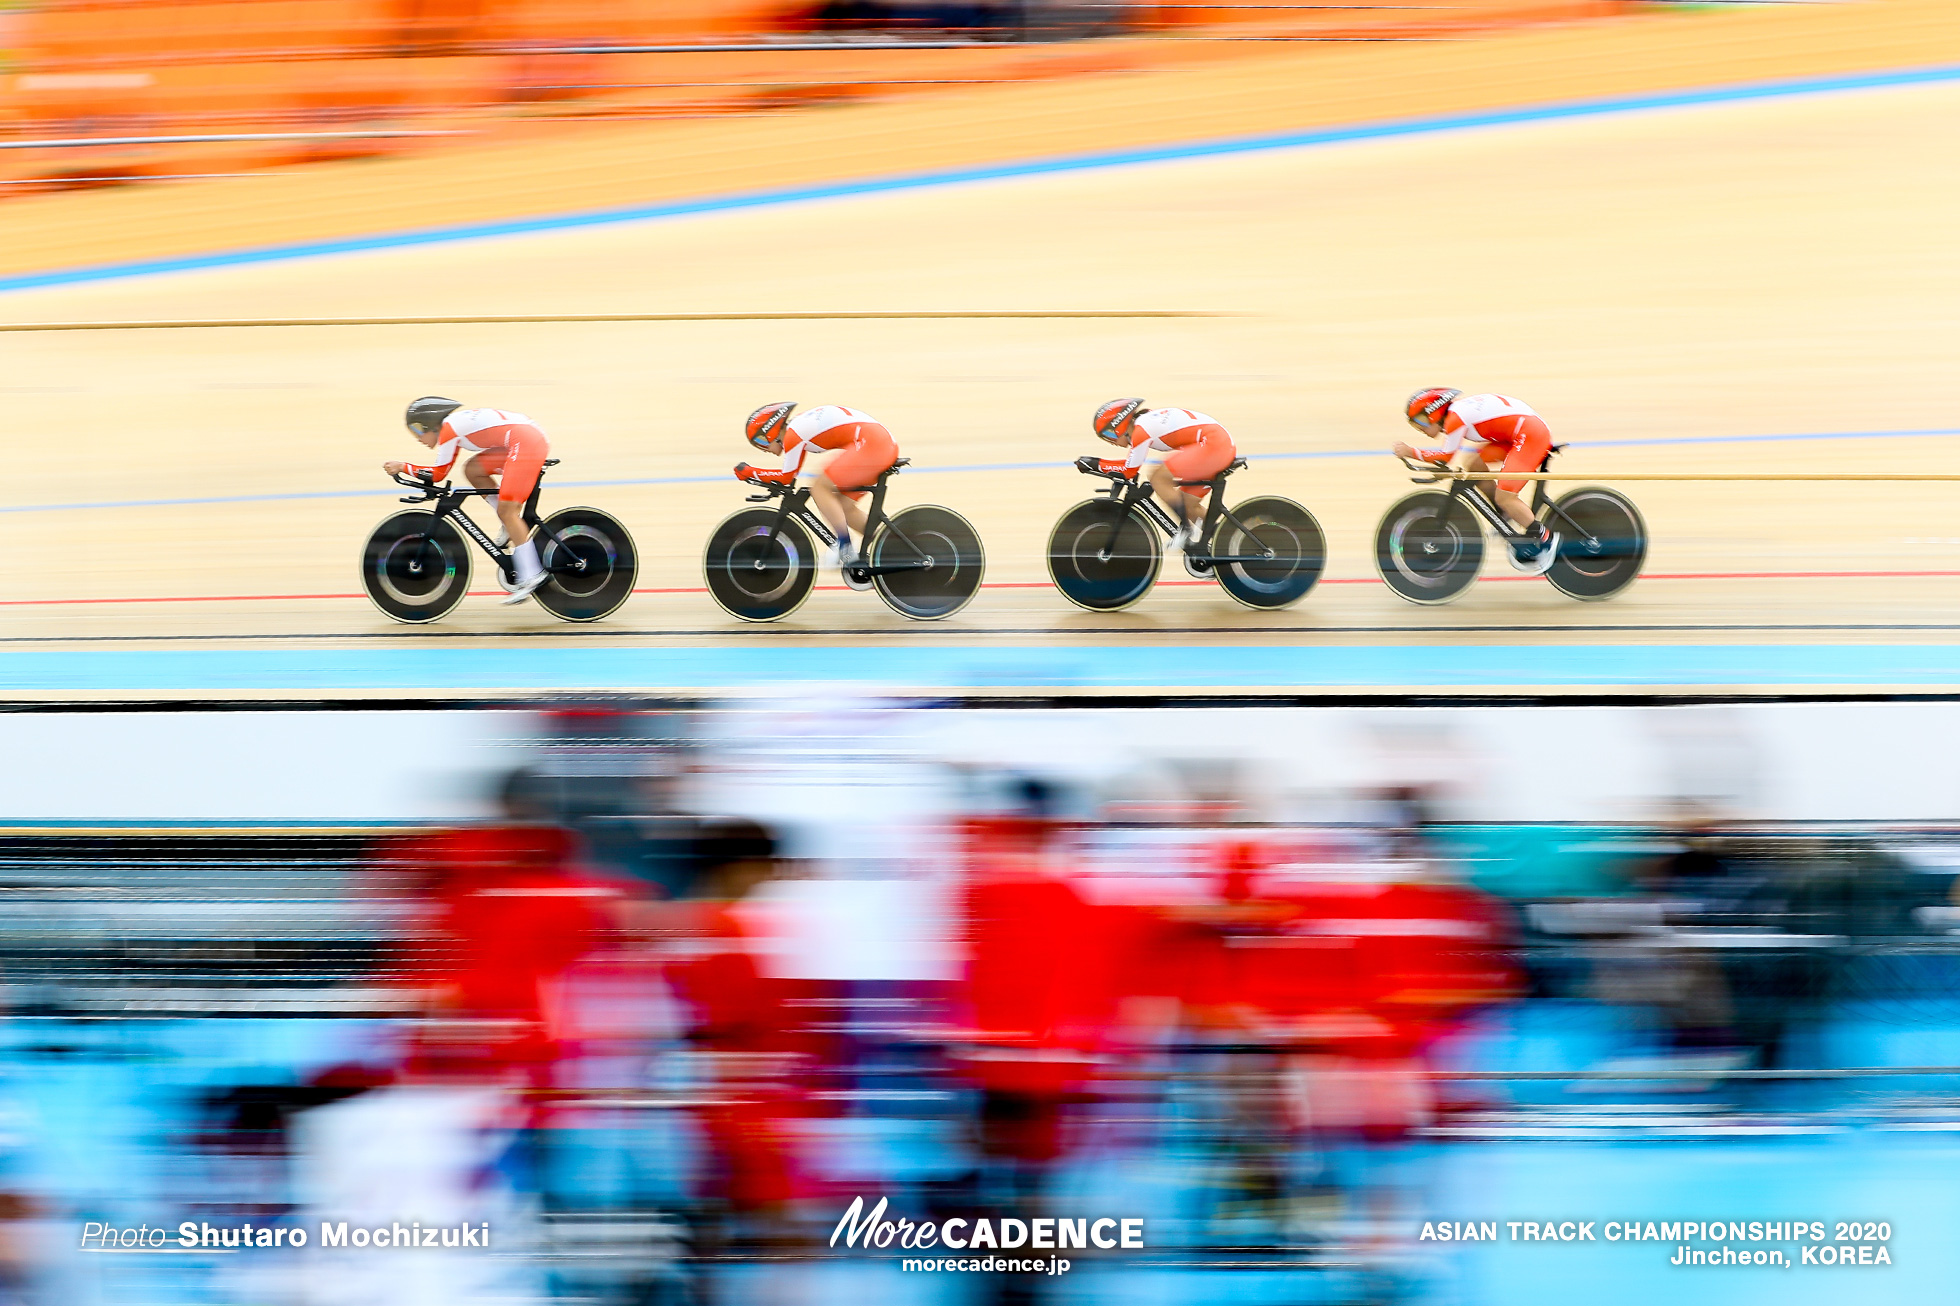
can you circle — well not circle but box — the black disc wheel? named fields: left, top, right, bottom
left=1546, top=487, right=1647, bottom=600
left=361, top=511, right=471, bottom=624
left=531, top=507, right=638, bottom=622
left=1375, top=491, right=1485, bottom=605
left=1047, top=499, right=1161, bottom=612
left=870, top=505, right=986, bottom=621
left=703, top=508, right=817, bottom=622
left=1211, top=496, right=1326, bottom=610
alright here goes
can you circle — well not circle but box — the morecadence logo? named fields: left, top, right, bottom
left=830, top=1196, right=1144, bottom=1257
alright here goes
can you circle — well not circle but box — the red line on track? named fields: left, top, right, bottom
left=8, top=569, right=1959, bottom=608
left=0, top=592, right=368, bottom=606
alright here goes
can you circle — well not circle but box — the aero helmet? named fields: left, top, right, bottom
left=1404, top=388, right=1461, bottom=431
left=1092, top=397, right=1146, bottom=446
left=745, top=401, right=797, bottom=453
left=406, top=396, right=463, bottom=435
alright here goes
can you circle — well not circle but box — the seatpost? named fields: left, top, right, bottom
left=864, top=466, right=894, bottom=533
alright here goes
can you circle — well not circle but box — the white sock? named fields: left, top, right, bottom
left=514, top=539, right=542, bottom=583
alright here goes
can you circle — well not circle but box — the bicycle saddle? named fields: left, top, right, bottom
left=1175, top=457, right=1247, bottom=488
left=841, top=458, right=909, bottom=494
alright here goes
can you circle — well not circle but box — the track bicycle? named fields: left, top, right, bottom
left=361, top=460, right=638, bottom=623
left=703, top=458, right=985, bottom=622
left=1374, top=444, right=1646, bottom=604
left=1046, top=456, right=1325, bottom=611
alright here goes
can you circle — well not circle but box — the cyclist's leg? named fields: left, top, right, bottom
left=494, top=429, right=550, bottom=595
left=464, top=449, right=516, bottom=543
left=462, top=450, right=501, bottom=494
left=493, top=430, right=548, bottom=547
left=799, top=451, right=860, bottom=541
left=1162, top=439, right=1232, bottom=537
left=1144, top=462, right=1187, bottom=527
left=1493, top=426, right=1552, bottom=534
left=812, top=435, right=895, bottom=541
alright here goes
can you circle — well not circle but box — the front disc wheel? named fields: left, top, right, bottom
left=1047, top=499, right=1161, bottom=612
left=703, top=508, right=817, bottom=622
left=361, top=511, right=471, bottom=623
left=1375, top=491, right=1484, bottom=605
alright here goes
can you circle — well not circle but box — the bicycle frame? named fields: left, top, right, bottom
left=1078, top=458, right=1278, bottom=563
left=392, top=461, right=575, bottom=579
left=738, top=461, right=935, bottom=578
left=1403, top=447, right=1599, bottom=547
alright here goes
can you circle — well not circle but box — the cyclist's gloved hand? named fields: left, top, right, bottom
left=734, top=461, right=753, bottom=481
left=736, top=464, right=794, bottom=485
left=1073, top=454, right=1099, bottom=473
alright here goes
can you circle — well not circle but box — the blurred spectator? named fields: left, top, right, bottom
left=813, top=0, right=1024, bottom=38
left=398, top=768, right=620, bottom=1112
left=660, top=820, right=823, bottom=1244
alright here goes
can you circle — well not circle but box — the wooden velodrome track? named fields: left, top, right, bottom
left=4, top=1, right=1960, bottom=695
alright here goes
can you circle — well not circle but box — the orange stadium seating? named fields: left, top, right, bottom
left=0, top=0, right=1635, bottom=194
left=1142, top=0, right=1627, bottom=39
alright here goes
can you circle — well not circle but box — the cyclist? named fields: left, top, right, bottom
left=1392, top=388, right=1559, bottom=574
left=383, top=397, right=552, bottom=603
left=1087, top=399, right=1235, bottom=552
left=734, top=402, right=898, bottom=590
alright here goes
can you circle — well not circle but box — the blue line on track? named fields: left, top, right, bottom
left=3, top=63, right=1958, bottom=296
left=10, top=427, right=1956, bottom=515
left=6, top=644, right=1960, bottom=693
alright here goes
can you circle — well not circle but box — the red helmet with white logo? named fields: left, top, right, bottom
left=1092, top=398, right=1146, bottom=446
left=1405, top=388, right=1461, bottom=431
left=745, top=401, right=796, bottom=453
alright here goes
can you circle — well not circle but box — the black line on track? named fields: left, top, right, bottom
left=8, top=622, right=1960, bottom=644
left=12, top=692, right=1960, bottom=712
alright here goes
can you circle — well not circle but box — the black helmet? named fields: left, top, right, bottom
left=406, top=396, right=463, bottom=435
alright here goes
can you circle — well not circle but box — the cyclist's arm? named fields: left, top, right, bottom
left=1125, top=432, right=1169, bottom=472
left=778, top=435, right=813, bottom=479
left=1414, top=425, right=1470, bottom=463
left=403, top=434, right=462, bottom=480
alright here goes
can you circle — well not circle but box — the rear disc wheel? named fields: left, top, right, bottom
left=869, top=505, right=986, bottom=620
left=1546, top=488, right=1646, bottom=600
left=1212, top=496, right=1325, bottom=610
left=532, top=507, right=638, bottom=622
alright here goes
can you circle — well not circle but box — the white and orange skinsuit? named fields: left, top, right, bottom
left=1098, top=408, right=1237, bottom=495
left=747, top=406, right=899, bottom=500
left=403, top=407, right=551, bottom=504
left=1409, top=393, right=1552, bottom=495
